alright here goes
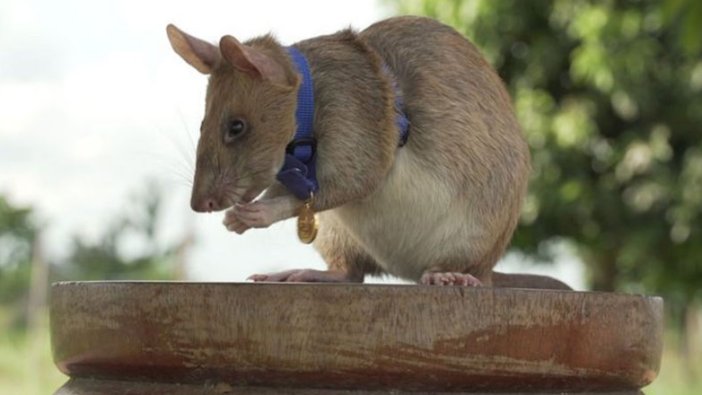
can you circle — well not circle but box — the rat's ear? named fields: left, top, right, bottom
left=219, top=35, right=290, bottom=86
left=166, top=24, right=219, bottom=74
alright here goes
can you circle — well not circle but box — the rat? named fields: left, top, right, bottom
left=166, top=16, right=570, bottom=289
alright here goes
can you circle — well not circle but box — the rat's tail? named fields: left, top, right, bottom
left=491, top=271, right=572, bottom=290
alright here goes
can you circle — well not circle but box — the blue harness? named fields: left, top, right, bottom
left=276, top=47, right=410, bottom=200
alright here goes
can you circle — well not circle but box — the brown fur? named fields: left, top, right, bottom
left=194, top=35, right=299, bottom=210
left=167, top=17, right=566, bottom=289
left=295, top=30, right=398, bottom=212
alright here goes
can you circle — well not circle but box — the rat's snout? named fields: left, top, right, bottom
left=190, top=165, right=226, bottom=213
left=189, top=143, right=233, bottom=212
left=190, top=195, right=222, bottom=213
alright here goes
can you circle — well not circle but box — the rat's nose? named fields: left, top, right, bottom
left=191, top=197, right=220, bottom=213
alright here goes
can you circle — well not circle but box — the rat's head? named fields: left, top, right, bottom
left=167, top=25, right=299, bottom=212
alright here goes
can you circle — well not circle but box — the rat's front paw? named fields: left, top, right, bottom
left=248, top=269, right=354, bottom=283
left=223, top=201, right=278, bottom=233
left=235, top=201, right=279, bottom=228
left=223, top=209, right=251, bottom=234
left=223, top=196, right=300, bottom=234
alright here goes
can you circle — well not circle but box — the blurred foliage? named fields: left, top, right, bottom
left=661, top=0, right=702, bottom=55
left=0, top=183, right=180, bottom=392
left=57, top=182, right=178, bottom=281
left=0, top=196, right=35, bottom=307
left=395, top=0, right=702, bottom=312
left=0, top=310, right=66, bottom=394
left=0, top=182, right=177, bottom=330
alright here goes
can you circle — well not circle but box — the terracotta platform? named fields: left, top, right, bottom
left=50, top=282, right=663, bottom=394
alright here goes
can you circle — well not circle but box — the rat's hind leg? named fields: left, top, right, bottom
left=248, top=214, right=384, bottom=283
left=419, top=255, right=495, bottom=287
left=419, top=224, right=515, bottom=286
left=420, top=271, right=483, bottom=287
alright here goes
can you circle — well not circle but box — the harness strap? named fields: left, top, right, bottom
left=276, top=47, right=410, bottom=201
left=276, top=47, right=318, bottom=200
left=384, top=64, right=410, bottom=147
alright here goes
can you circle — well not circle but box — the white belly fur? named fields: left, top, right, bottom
left=330, top=148, right=482, bottom=281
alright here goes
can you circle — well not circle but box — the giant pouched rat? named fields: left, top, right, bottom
left=166, top=16, right=570, bottom=289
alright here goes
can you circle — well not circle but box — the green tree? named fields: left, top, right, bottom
left=0, top=195, right=36, bottom=317
left=1, top=182, right=180, bottom=328
left=58, top=182, right=178, bottom=281
left=395, top=0, right=702, bottom=314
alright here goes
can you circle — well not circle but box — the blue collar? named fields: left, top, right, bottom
left=276, top=47, right=410, bottom=201
left=276, top=47, right=318, bottom=200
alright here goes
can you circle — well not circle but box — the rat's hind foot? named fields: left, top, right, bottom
left=420, top=271, right=483, bottom=287
left=248, top=269, right=358, bottom=283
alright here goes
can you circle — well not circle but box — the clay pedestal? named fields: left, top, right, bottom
left=50, top=282, right=663, bottom=394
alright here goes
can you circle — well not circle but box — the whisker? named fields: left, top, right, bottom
left=149, top=154, right=194, bottom=180
left=151, top=121, right=195, bottom=173
left=175, top=107, right=197, bottom=154
left=164, top=170, right=194, bottom=188
left=227, top=168, right=271, bottom=184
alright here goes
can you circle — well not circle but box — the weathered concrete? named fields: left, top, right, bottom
left=50, top=282, right=663, bottom=394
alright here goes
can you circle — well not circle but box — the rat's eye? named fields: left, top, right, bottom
left=223, top=118, right=247, bottom=144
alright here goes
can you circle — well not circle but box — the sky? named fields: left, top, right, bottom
left=0, top=0, right=585, bottom=288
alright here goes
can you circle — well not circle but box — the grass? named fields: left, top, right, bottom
left=0, top=311, right=699, bottom=394
left=0, top=314, right=67, bottom=395
left=647, top=336, right=702, bottom=395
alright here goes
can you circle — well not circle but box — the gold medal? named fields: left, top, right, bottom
left=297, top=196, right=318, bottom=244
